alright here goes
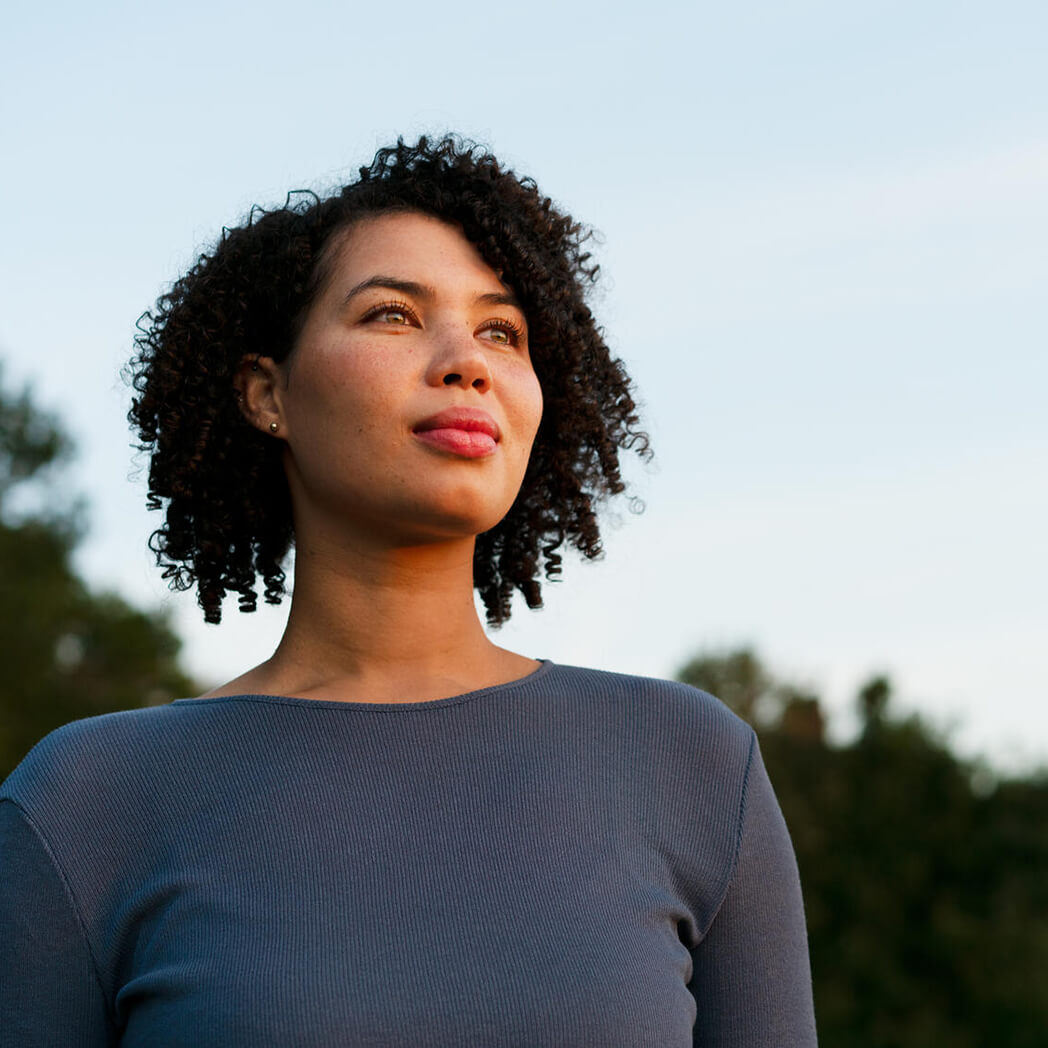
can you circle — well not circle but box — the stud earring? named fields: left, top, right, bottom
left=269, top=421, right=279, bottom=433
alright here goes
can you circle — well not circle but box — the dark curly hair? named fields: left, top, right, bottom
left=128, top=135, right=650, bottom=626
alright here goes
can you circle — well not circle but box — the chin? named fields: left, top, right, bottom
left=348, top=491, right=507, bottom=547
left=412, top=480, right=519, bottom=535
left=422, top=505, right=513, bottom=542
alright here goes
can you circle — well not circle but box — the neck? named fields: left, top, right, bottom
left=235, top=527, right=535, bottom=704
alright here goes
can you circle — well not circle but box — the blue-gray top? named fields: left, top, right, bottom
left=0, top=662, right=817, bottom=1046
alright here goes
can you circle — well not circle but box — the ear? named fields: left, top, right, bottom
left=233, top=356, right=286, bottom=437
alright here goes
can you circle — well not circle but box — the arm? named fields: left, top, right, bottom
left=687, top=739, right=818, bottom=1047
left=0, top=799, right=114, bottom=1047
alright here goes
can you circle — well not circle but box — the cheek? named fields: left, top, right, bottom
left=505, top=375, right=544, bottom=484
left=286, top=344, right=390, bottom=430
left=515, top=368, right=544, bottom=441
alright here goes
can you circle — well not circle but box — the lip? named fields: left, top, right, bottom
left=412, top=407, right=501, bottom=459
left=412, top=408, right=501, bottom=442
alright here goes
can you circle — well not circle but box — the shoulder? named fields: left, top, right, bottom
left=0, top=700, right=265, bottom=901
left=539, top=666, right=764, bottom=935
left=543, top=662, right=755, bottom=760
left=0, top=702, right=214, bottom=817
left=537, top=663, right=758, bottom=818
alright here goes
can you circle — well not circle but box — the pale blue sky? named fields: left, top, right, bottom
left=2, top=1, right=1045, bottom=769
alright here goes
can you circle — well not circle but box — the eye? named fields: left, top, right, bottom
left=478, top=318, right=525, bottom=347
left=361, top=300, right=419, bottom=327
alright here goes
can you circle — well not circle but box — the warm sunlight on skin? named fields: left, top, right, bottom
left=214, top=213, right=545, bottom=703
left=253, top=212, right=543, bottom=549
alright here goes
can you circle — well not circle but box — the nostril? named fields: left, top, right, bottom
left=443, top=373, right=461, bottom=385
left=471, top=377, right=486, bottom=389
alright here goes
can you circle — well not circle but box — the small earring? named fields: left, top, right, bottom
left=269, top=421, right=279, bottom=433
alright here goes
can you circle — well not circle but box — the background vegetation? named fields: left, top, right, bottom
left=680, top=650, right=1048, bottom=1046
left=0, top=366, right=195, bottom=777
left=3, top=365, right=1045, bottom=1044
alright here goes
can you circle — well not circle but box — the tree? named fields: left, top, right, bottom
left=0, top=365, right=197, bottom=779
left=677, top=647, right=1048, bottom=1047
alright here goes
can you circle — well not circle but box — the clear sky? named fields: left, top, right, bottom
left=1, top=0, right=1045, bottom=770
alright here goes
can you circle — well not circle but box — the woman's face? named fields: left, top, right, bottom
left=265, top=211, right=544, bottom=548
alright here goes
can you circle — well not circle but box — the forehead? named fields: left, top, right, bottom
left=321, top=211, right=506, bottom=295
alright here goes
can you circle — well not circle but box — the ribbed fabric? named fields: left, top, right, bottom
left=0, top=662, right=816, bottom=1047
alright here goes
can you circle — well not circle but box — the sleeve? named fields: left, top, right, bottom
left=0, top=798, right=115, bottom=1047
left=687, top=739, right=818, bottom=1047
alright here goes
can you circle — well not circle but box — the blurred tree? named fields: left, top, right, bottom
left=678, top=647, right=777, bottom=725
left=0, top=365, right=197, bottom=780
left=678, top=648, right=1048, bottom=1048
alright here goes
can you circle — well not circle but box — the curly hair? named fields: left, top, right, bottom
left=128, top=135, right=650, bottom=626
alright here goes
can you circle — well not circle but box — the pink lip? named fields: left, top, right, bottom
left=412, top=408, right=501, bottom=459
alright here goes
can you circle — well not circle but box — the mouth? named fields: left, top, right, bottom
left=412, top=408, right=501, bottom=459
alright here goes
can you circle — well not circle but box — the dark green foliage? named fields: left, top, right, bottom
left=679, top=648, right=1048, bottom=1047
left=0, top=378, right=71, bottom=502
left=0, top=367, right=197, bottom=779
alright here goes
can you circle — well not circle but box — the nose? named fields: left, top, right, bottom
left=425, top=324, right=493, bottom=393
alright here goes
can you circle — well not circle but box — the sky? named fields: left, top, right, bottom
left=1, top=0, right=1045, bottom=771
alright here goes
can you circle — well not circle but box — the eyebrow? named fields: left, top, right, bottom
left=343, top=275, right=522, bottom=311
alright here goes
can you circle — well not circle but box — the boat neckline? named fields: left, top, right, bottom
left=171, top=658, right=554, bottom=712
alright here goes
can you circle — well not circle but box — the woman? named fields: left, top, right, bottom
left=0, top=137, right=817, bottom=1046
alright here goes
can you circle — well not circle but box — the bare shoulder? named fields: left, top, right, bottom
left=194, top=663, right=277, bottom=699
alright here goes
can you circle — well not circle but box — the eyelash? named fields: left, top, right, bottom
left=361, top=299, right=418, bottom=326
left=360, top=301, right=526, bottom=346
left=481, top=317, right=525, bottom=346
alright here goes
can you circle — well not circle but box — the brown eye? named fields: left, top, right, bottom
left=361, top=301, right=420, bottom=329
left=479, top=319, right=524, bottom=347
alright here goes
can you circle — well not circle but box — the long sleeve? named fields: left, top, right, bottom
left=0, top=799, right=114, bottom=1048
left=687, top=740, right=818, bottom=1047
left=2, top=667, right=813, bottom=1046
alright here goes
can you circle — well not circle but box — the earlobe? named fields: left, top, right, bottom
left=234, top=355, right=285, bottom=436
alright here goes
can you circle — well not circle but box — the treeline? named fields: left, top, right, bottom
left=679, top=649, right=1048, bottom=1047
left=0, top=367, right=195, bottom=777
